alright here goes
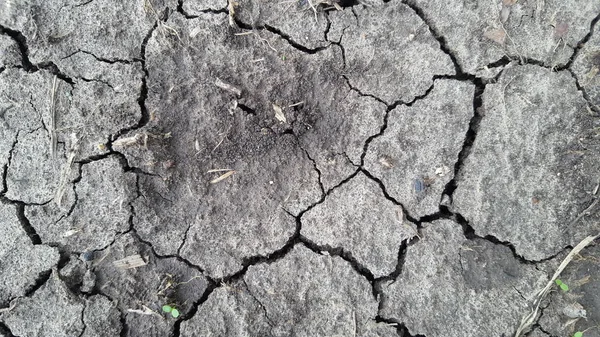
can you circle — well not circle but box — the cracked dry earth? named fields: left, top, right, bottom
left=1, top=0, right=600, bottom=336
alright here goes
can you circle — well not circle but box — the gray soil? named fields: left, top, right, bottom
left=0, top=0, right=599, bottom=336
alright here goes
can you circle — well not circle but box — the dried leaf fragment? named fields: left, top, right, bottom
left=483, top=28, right=506, bottom=45
left=113, top=255, right=147, bottom=270
left=273, top=104, right=286, bottom=123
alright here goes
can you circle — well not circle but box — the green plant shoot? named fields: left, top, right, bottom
left=555, top=279, right=569, bottom=292
left=162, top=305, right=180, bottom=318
left=573, top=332, right=583, bottom=337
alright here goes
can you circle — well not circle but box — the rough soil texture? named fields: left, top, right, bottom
left=0, top=0, right=599, bottom=336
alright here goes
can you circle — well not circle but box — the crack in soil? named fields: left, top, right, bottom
left=176, top=0, right=228, bottom=18
left=375, top=316, right=427, bottom=337
left=563, top=11, right=600, bottom=71
left=233, top=18, right=331, bottom=55
left=15, top=202, right=42, bottom=245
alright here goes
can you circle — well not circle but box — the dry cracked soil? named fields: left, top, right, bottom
left=0, top=0, right=600, bottom=336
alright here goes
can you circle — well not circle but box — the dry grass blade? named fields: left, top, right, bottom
left=113, top=255, right=148, bottom=270
left=210, top=170, right=235, bottom=184
left=207, top=168, right=234, bottom=173
left=49, top=75, right=58, bottom=159
left=514, top=233, right=599, bottom=337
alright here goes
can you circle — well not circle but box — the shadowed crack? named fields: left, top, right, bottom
left=22, top=269, right=52, bottom=298
left=300, top=147, right=326, bottom=197
left=77, top=299, right=87, bottom=337
left=0, top=25, right=35, bottom=71
left=432, top=207, right=571, bottom=265
left=15, top=202, right=42, bottom=245
left=566, top=67, right=599, bottom=113
left=0, top=322, right=16, bottom=337
left=0, top=25, right=75, bottom=84
left=299, top=236, right=376, bottom=286
left=360, top=168, right=419, bottom=223
left=375, top=316, right=426, bottom=337
left=563, top=11, right=600, bottom=70
left=176, top=0, right=227, bottom=18
left=401, top=0, right=465, bottom=76
left=108, top=22, right=155, bottom=144
left=171, top=281, right=217, bottom=337
left=440, top=77, right=487, bottom=200
left=233, top=18, right=331, bottom=55
left=1, top=132, right=19, bottom=195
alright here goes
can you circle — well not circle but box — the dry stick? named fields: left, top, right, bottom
left=49, top=75, right=58, bottom=160
left=514, top=233, right=599, bottom=337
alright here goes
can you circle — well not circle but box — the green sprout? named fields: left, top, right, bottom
left=555, top=279, right=569, bottom=292
left=573, top=332, right=583, bottom=337
left=162, top=304, right=180, bottom=318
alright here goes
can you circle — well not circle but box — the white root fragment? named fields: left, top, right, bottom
left=113, top=133, right=146, bottom=148
left=215, top=77, right=242, bottom=97
left=210, top=170, right=236, bottom=184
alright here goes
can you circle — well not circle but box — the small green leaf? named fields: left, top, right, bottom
left=555, top=279, right=563, bottom=286
left=171, top=309, right=180, bottom=318
left=560, top=283, right=569, bottom=292
left=162, top=305, right=172, bottom=313
left=573, top=331, right=583, bottom=337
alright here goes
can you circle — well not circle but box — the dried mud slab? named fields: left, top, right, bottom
left=26, top=156, right=137, bottom=252
left=302, top=172, right=417, bottom=277
left=181, top=245, right=397, bottom=336
left=572, top=22, right=600, bottom=110
left=2, top=273, right=85, bottom=337
left=380, top=220, right=546, bottom=337
left=0, top=203, right=59, bottom=306
left=94, top=233, right=209, bottom=337
left=0, top=0, right=175, bottom=64
left=405, top=0, right=600, bottom=73
left=328, top=2, right=455, bottom=103
left=364, top=79, right=474, bottom=218
left=454, top=64, right=600, bottom=261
